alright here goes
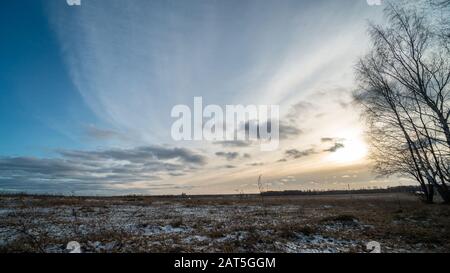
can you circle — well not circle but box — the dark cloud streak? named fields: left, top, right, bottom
left=0, top=146, right=206, bottom=194
left=285, top=148, right=316, bottom=159
left=323, top=143, right=345, bottom=152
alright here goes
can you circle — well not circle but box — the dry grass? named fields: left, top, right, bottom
left=0, top=193, right=449, bottom=253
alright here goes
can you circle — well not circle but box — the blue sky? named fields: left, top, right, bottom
left=0, top=0, right=100, bottom=157
left=0, top=0, right=414, bottom=195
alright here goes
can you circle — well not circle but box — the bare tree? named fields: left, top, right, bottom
left=257, top=175, right=268, bottom=215
left=355, top=2, right=450, bottom=203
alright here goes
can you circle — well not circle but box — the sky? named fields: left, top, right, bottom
left=0, top=0, right=416, bottom=195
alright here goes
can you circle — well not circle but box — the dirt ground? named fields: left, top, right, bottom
left=0, top=192, right=449, bottom=253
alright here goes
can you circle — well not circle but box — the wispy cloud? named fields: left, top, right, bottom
left=84, top=124, right=127, bottom=141
left=215, top=151, right=240, bottom=161
left=284, top=148, right=316, bottom=159
left=213, top=140, right=252, bottom=147
left=48, top=0, right=379, bottom=142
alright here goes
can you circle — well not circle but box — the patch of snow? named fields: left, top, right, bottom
left=276, top=234, right=359, bottom=253
left=142, top=225, right=190, bottom=236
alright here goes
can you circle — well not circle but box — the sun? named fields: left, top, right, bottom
left=325, top=136, right=368, bottom=164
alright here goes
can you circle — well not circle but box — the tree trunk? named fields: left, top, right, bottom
left=436, top=185, right=450, bottom=204
left=425, top=184, right=434, bottom=203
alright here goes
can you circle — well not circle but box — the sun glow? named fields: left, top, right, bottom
left=325, top=135, right=368, bottom=164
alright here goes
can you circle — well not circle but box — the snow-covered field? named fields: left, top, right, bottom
left=0, top=193, right=449, bottom=253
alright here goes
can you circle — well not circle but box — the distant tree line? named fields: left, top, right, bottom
left=261, top=185, right=420, bottom=197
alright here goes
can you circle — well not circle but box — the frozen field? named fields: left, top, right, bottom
left=0, top=193, right=449, bottom=253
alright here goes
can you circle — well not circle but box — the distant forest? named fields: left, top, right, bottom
left=261, top=185, right=420, bottom=196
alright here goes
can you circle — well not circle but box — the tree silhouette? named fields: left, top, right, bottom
left=355, top=2, right=450, bottom=203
